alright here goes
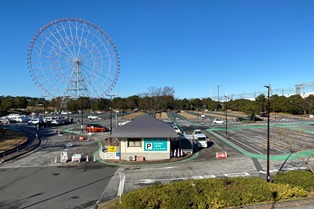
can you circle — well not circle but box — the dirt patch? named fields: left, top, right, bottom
left=122, top=112, right=144, bottom=120
left=179, top=111, right=199, bottom=119
left=0, top=129, right=28, bottom=152
left=155, top=112, right=169, bottom=120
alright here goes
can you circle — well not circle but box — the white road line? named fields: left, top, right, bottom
left=203, top=175, right=216, bottom=178
left=229, top=137, right=263, bottom=154
left=117, top=172, right=125, bottom=197
left=191, top=176, right=204, bottom=179
left=224, top=172, right=250, bottom=177
left=139, top=166, right=173, bottom=171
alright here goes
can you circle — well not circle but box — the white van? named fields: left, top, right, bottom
left=6, top=114, right=28, bottom=122
left=192, top=129, right=208, bottom=148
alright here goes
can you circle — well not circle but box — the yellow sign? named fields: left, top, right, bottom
left=108, top=146, right=116, bottom=153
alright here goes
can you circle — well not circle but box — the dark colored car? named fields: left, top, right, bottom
left=234, top=117, right=247, bottom=122
left=260, top=113, right=269, bottom=117
left=248, top=116, right=263, bottom=121
left=86, top=124, right=109, bottom=132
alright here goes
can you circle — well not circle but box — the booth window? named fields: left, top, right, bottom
left=128, top=138, right=141, bottom=147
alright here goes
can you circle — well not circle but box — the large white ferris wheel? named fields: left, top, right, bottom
left=27, top=18, right=120, bottom=107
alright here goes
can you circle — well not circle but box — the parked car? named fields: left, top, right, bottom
left=61, top=111, right=72, bottom=114
left=234, top=117, right=247, bottom=122
left=86, top=124, right=109, bottom=132
left=87, top=115, right=99, bottom=120
left=173, top=125, right=182, bottom=135
left=192, top=129, right=203, bottom=137
left=213, top=118, right=225, bottom=124
left=0, top=117, right=10, bottom=125
left=6, top=114, right=28, bottom=123
left=28, top=118, right=44, bottom=125
left=248, top=116, right=263, bottom=121
left=260, top=113, right=268, bottom=117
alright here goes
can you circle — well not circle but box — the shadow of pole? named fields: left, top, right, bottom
left=278, top=151, right=293, bottom=172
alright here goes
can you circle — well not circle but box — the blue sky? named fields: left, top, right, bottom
left=0, top=0, right=313, bottom=100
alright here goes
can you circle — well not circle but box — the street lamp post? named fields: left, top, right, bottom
left=224, top=95, right=228, bottom=138
left=264, top=85, right=271, bottom=182
left=109, top=107, right=112, bottom=135
left=115, top=111, right=118, bottom=128
left=81, top=108, right=84, bottom=133
left=108, top=93, right=116, bottom=135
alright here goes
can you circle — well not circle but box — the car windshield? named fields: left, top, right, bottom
left=87, top=124, right=102, bottom=127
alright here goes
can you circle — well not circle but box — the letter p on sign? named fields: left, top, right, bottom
left=146, top=143, right=152, bottom=150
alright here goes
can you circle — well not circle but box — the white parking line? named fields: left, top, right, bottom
left=229, top=136, right=263, bottom=154
left=117, top=172, right=126, bottom=197
left=191, top=176, right=204, bottom=179
left=139, top=166, right=173, bottom=171
left=203, top=175, right=216, bottom=178
left=224, top=172, right=250, bottom=177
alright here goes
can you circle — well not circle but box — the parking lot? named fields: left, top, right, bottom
left=207, top=121, right=314, bottom=160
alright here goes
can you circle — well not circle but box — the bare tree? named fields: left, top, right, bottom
left=139, top=86, right=175, bottom=115
left=271, top=127, right=314, bottom=174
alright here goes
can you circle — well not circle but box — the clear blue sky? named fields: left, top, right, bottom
left=0, top=0, right=313, bottom=100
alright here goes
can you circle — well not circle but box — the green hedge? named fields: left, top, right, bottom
left=121, top=176, right=308, bottom=209
left=272, top=170, right=314, bottom=192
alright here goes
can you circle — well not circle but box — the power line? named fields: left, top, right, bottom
left=211, top=81, right=314, bottom=101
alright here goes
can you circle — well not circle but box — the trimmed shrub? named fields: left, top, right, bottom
left=268, top=183, right=308, bottom=200
left=272, top=170, right=314, bottom=192
left=120, top=176, right=309, bottom=209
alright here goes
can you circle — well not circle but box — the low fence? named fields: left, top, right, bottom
left=0, top=137, right=40, bottom=163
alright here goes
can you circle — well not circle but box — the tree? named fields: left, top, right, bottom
left=14, top=97, right=28, bottom=110
left=112, top=97, right=127, bottom=110
left=139, top=86, right=175, bottom=115
left=271, top=127, right=314, bottom=174
left=190, top=98, right=202, bottom=111
left=271, top=95, right=284, bottom=112
left=255, top=94, right=267, bottom=113
left=126, top=95, right=140, bottom=110
left=176, top=98, right=190, bottom=110
left=0, top=97, right=14, bottom=111
left=96, top=98, right=110, bottom=111
left=304, top=95, right=314, bottom=115
left=286, top=95, right=304, bottom=115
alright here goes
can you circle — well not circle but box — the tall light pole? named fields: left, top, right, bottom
left=80, top=97, right=84, bottom=133
left=108, top=93, right=116, bottom=135
left=41, top=95, right=48, bottom=118
left=264, top=85, right=271, bottom=182
left=217, top=84, right=220, bottom=102
left=224, top=95, right=228, bottom=138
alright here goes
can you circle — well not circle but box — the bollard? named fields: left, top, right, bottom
left=86, top=155, right=89, bottom=162
left=55, top=156, right=58, bottom=163
left=93, top=156, right=96, bottom=161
